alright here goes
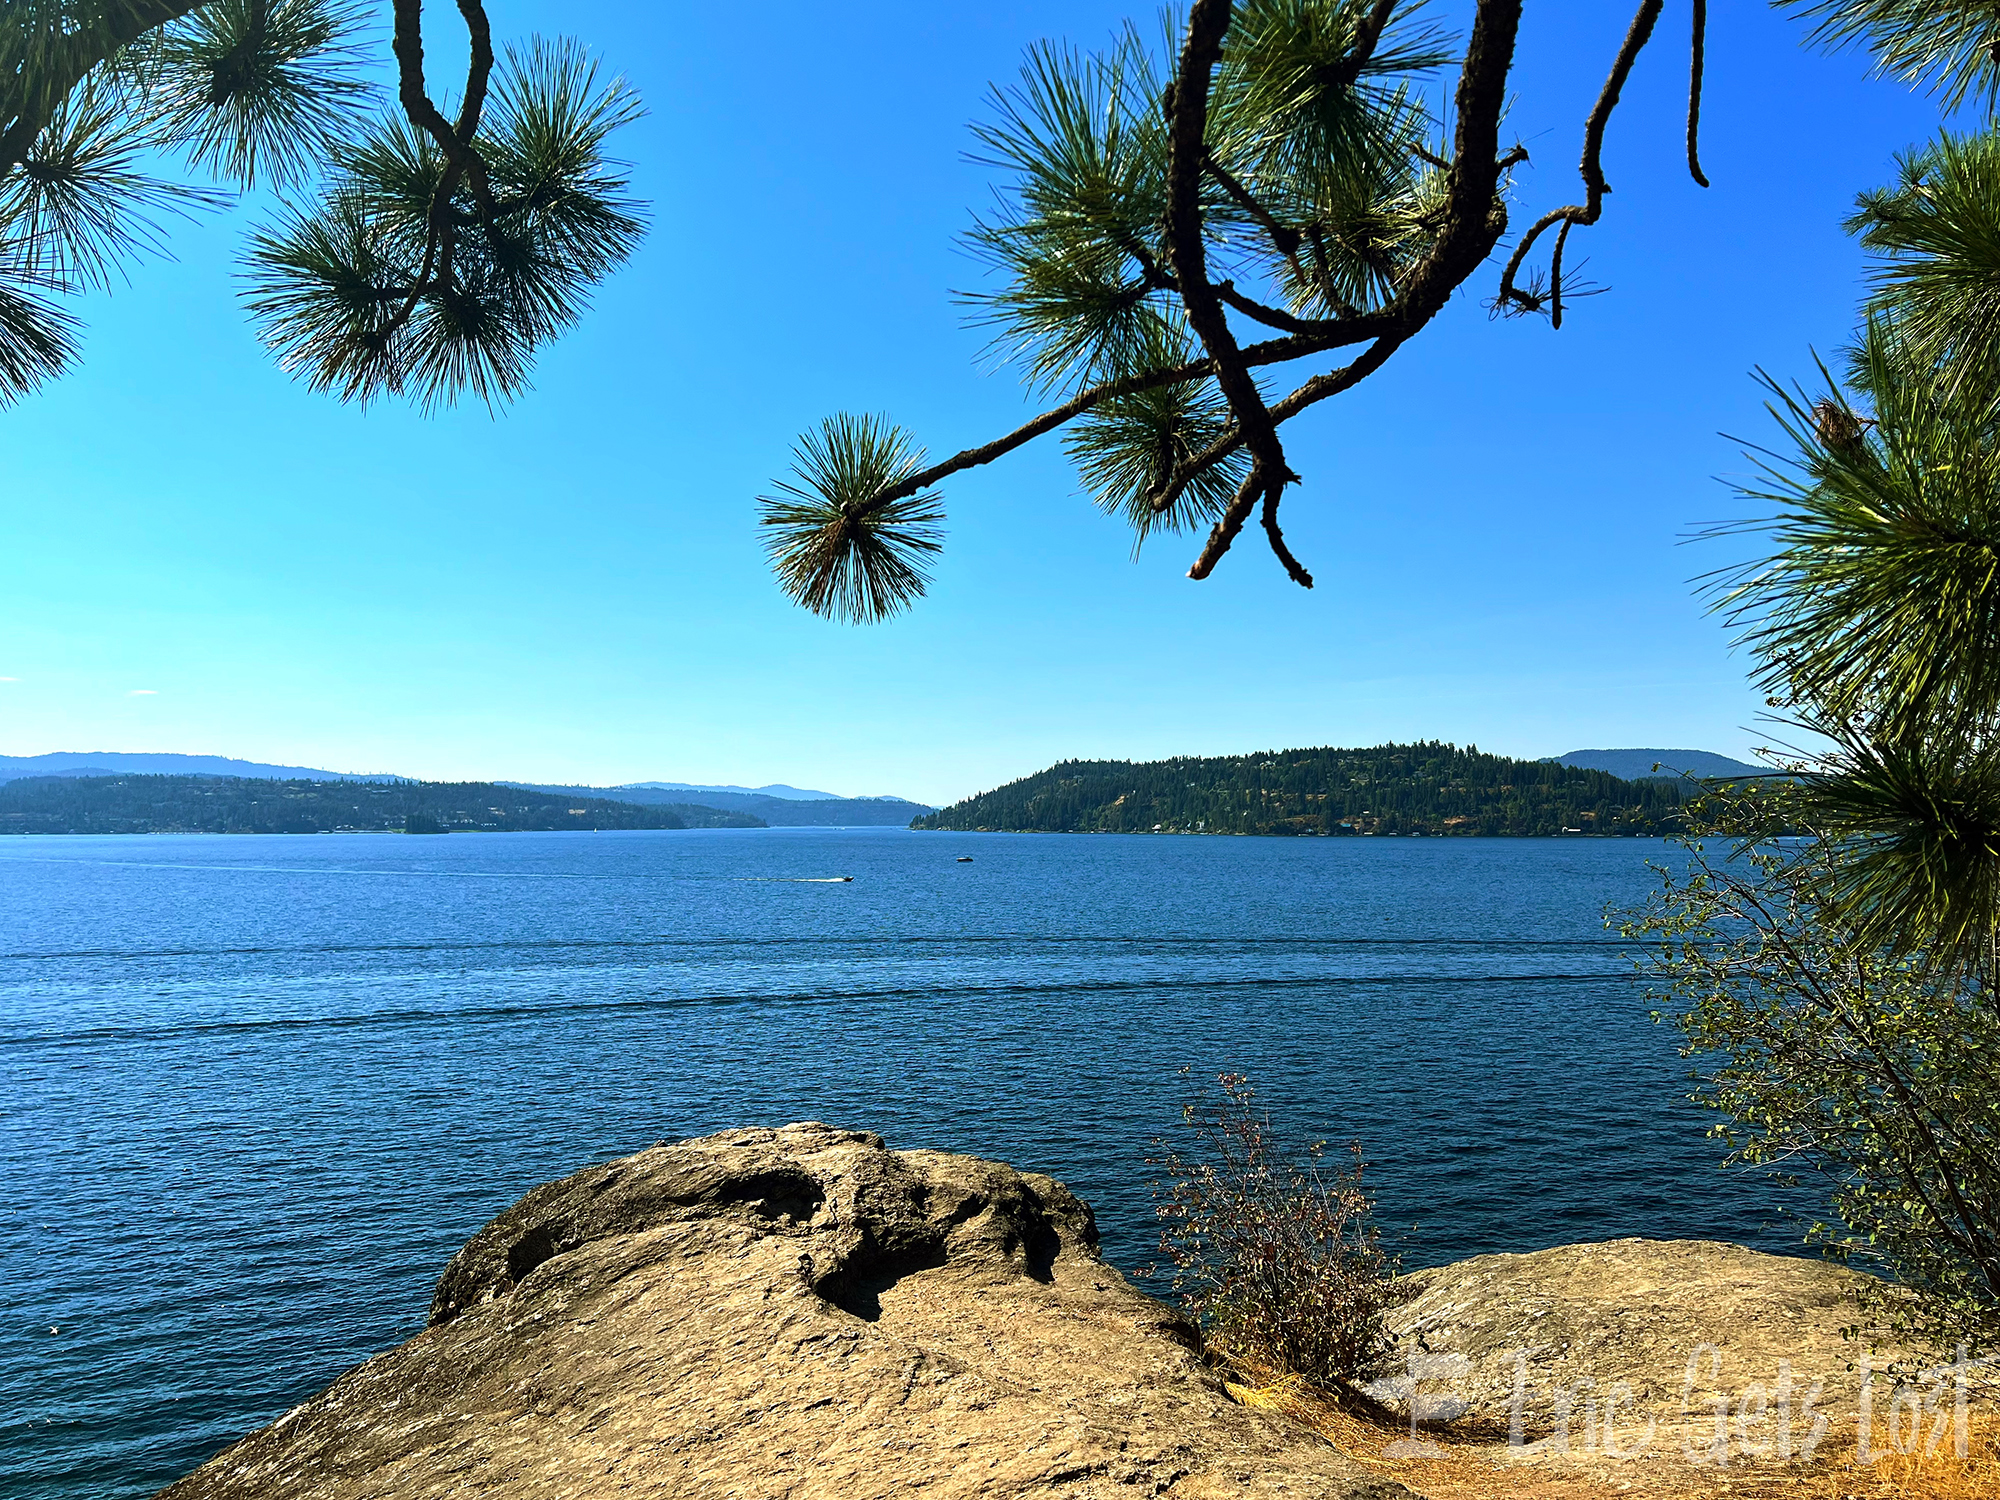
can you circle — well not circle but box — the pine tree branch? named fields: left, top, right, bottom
left=390, top=0, right=496, bottom=216
left=1155, top=332, right=1406, bottom=521
left=1172, top=0, right=1525, bottom=546
left=452, top=0, right=493, bottom=151
left=825, top=0, right=1543, bottom=598
left=378, top=0, right=500, bottom=345
left=1165, top=0, right=1305, bottom=584
left=1398, top=0, right=1522, bottom=308
left=862, top=1, right=1527, bottom=557
left=0, top=1, right=213, bottom=178
left=860, top=324, right=1394, bottom=514
left=1321, top=0, right=1402, bottom=94
left=1497, top=0, right=1665, bottom=320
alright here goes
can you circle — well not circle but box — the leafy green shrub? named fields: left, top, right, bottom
left=1627, top=795, right=2000, bottom=1356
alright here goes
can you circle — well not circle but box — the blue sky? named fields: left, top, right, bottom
left=0, top=2, right=1955, bottom=805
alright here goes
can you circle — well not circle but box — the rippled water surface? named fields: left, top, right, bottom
left=0, top=828, right=1802, bottom=1498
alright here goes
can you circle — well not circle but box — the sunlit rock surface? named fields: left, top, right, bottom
left=160, top=1123, right=1416, bottom=1500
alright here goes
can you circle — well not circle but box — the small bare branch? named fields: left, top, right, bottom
left=1214, top=280, right=1332, bottom=334
left=1190, top=460, right=1273, bottom=581
left=1497, top=0, right=1665, bottom=316
left=1205, top=149, right=1302, bottom=258
left=1687, top=0, right=1710, bottom=189
left=1260, top=484, right=1314, bottom=587
left=1550, top=217, right=1572, bottom=327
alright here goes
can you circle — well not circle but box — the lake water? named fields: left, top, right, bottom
left=0, top=828, right=1803, bottom=1499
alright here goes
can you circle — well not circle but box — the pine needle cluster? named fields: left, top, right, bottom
left=1640, top=1, right=2000, bottom=1355
left=759, top=415, right=946, bottom=624
left=244, top=39, right=643, bottom=408
left=1782, top=0, right=2000, bottom=111
left=1704, top=138, right=2000, bottom=983
left=0, top=0, right=646, bottom=407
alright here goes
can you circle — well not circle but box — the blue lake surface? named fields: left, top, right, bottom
left=0, top=828, right=1804, bottom=1499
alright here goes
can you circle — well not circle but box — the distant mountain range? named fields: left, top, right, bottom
left=503, top=783, right=928, bottom=827
left=0, top=753, right=931, bottom=824
left=1551, top=748, right=1770, bottom=781
left=916, top=742, right=1690, bottom=838
left=620, top=780, right=846, bottom=801
left=0, top=751, right=398, bottom=783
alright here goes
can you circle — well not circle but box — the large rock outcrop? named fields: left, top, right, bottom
left=1353, top=1239, right=1993, bottom=1495
left=161, top=1123, right=1416, bottom=1500
left=1378, top=1236, right=1900, bottom=1434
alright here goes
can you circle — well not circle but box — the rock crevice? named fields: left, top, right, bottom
left=167, top=1122, right=1410, bottom=1500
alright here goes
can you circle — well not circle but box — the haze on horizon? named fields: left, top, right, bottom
left=0, top=2, right=1947, bottom=809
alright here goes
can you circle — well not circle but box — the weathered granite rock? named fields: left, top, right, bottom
left=1365, top=1234, right=1997, bottom=1491
left=161, top=1123, right=1417, bottom=1500
left=1376, top=1236, right=1902, bottom=1434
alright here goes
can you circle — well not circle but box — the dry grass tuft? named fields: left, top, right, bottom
left=1218, top=1355, right=2000, bottom=1500
left=1795, top=1410, right=2000, bottom=1500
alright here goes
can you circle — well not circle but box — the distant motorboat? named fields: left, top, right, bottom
left=956, top=857, right=973, bottom=863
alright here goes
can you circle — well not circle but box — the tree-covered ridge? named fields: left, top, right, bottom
left=914, top=742, right=1688, bottom=837
left=0, top=775, right=763, bottom=835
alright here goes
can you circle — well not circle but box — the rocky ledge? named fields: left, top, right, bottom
left=161, top=1123, right=1416, bottom=1500
left=162, top=1125, right=1973, bottom=1500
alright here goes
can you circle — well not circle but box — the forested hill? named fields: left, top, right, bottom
left=913, top=743, right=1687, bottom=837
left=0, top=776, right=764, bottom=835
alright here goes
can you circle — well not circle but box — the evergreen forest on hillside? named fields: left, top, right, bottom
left=0, top=777, right=764, bottom=836
left=914, top=743, right=1691, bottom=837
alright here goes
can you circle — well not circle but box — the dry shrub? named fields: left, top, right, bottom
left=1147, top=1071, right=1395, bottom=1387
